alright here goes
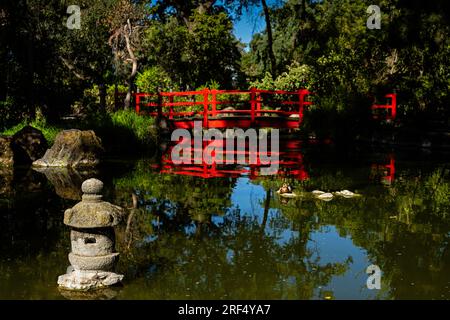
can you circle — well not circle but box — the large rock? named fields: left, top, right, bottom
left=33, top=130, right=104, bottom=168
left=0, top=167, right=13, bottom=195
left=0, top=136, right=14, bottom=167
left=11, top=126, right=48, bottom=164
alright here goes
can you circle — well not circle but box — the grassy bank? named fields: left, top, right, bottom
left=1, top=110, right=158, bottom=155
left=1, top=118, right=61, bottom=145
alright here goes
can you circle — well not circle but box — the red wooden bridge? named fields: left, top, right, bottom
left=127, top=89, right=397, bottom=129
left=135, top=88, right=314, bottom=129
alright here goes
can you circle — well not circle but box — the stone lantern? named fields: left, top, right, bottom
left=58, top=178, right=125, bottom=291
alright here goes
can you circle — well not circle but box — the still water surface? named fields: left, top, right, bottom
left=0, top=144, right=449, bottom=299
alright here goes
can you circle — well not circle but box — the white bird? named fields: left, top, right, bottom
left=317, top=193, right=334, bottom=201
left=335, top=190, right=360, bottom=198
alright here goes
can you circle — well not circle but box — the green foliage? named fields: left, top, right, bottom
left=424, top=169, right=450, bottom=217
left=72, top=84, right=128, bottom=114
left=135, top=66, right=176, bottom=93
left=142, top=10, right=243, bottom=89
left=244, top=0, right=450, bottom=137
left=109, top=109, right=156, bottom=146
left=250, top=63, right=313, bottom=91
left=76, top=108, right=156, bottom=154
left=1, top=108, right=156, bottom=154
left=196, top=80, right=220, bottom=91
left=1, top=116, right=60, bottom=145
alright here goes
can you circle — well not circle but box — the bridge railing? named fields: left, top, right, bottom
left=371, top=93, right=397, bottom=120
left=135, top=88, right=314, bottom=127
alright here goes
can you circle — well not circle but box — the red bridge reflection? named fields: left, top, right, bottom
left=371, top=154, right=396, bottom=184
left=152, top=139, right=309, bottom=180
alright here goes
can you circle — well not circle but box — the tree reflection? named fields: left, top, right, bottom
left=271, top=165, right=450, bottom=299
left=113, top=160, right=449, bottom=299
left=113, top=163, right=352, bottom=299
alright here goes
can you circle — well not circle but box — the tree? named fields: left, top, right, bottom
left=224, top=0, right=278, bottom=78
left=142, top=9, right=243, bottom=89
left=107, top=0, right=148, bottom=109
left=243, top=0, right=450, bottom=139
left=59, top=0, right=116, bottom=112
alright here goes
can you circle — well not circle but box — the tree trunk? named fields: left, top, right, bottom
left=261, top=0, right=277, bottom=79
left=260, top=189, right=271, bottom=233
left=26, top=32, right=35, bottom=118
left=124, top=20, right=138, bottom=110
left=302, top=0, right=307, bottom=19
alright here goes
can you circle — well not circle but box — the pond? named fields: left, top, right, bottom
left=0, top=142, right=449, bottom=300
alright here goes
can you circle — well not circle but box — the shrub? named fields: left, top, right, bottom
left=109, top=109, right=156, bottom=146
left=135, top=66, right=177, bottom=93
left=80, top=109, right=157, bottom=154
left=250, top=62, right=313, bottom=92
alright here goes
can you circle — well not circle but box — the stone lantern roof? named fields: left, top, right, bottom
left=63, top=178, right=124, bottom=228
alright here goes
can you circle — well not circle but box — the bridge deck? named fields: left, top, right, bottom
left=168, top=115, right=301, bottom=129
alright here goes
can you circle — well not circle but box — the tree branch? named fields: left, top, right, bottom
left=59, top=56, right=90, bottom=81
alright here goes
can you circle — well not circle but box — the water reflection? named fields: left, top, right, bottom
left=152, top=138, right=309, bottom=180
left=371, top=154, right=396, bottom=185
left=33, top=167, right=99, bottom=200
left=58, top=287, right=122, bottom=300
left=0, top=144, right=449, bottom=299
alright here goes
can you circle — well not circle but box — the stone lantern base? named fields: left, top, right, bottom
left=58, top=269, right=123, bottom=291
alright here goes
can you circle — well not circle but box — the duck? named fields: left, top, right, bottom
left=277, top=183, right=292, bottom=194
left=277, top=183, right=298, bottom=198
left=334, top=190, right=361, bottom=198
left=317, top=192, right=334, bottom=201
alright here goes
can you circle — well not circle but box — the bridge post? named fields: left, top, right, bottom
left=298, top=89, right=313, bottom=126
left=250, top=165, right=257, bottom=180
left=256, top=91, right=262, bottom=117
left=383, top=154, right=395, bottom=184
left=135, top=94, right=141, bottom=114
left=250, top=87, right=256, bottom=124
left=298, top=89, right=305, bottom=125
left=169, top=95, right=174, bottom=120
left=388, top=93, right=397, bottom=119
left=211, top=89, right=217, bottom=117
left=157, top=92, right=163, bottom=119
left=203, top=89, right=210, bottom=128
